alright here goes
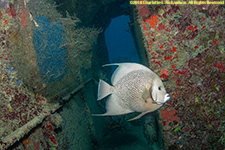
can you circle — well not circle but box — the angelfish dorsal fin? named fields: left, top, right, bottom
left=103, top=63, right=150, bottom=85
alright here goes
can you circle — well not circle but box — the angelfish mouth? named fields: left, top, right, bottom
left=164, top=94, right=170, bottom=103
left=153, top=94, right=170, bottom=104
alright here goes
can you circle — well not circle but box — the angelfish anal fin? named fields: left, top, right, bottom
left=127, top=111, right=150, bottom=121
left=142, top=87, right=150, bottom=102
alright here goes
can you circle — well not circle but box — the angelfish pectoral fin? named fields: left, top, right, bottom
left=142, top=87, right=150, bottom=102
left=127, top=111, right=150, bottom=121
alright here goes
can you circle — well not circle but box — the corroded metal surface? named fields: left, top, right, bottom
left=134, top=3, right=225, bottom=149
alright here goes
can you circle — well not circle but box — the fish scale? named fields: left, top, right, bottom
left=114, top=70, right=154, bottom=112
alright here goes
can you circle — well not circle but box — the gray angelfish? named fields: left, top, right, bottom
left=92, top=63, right=170, bottom=121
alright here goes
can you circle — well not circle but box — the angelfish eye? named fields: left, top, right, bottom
left=158, top=87, right=161, bottom=90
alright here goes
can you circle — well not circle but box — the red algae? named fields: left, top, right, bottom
left=136, top=4, right=225, bottom=149
left=0, top=11, right=3, bottom=20
left=138, top=5, right=151, bottom=19
left=5, top=3, right=17, bottom=19
left=212, top=40, right=218, bottom=45
left=19, top=7, right=29, bottom=27
left=216, top=62, right=224, bottom=72
left=158, top=23, right=165, bottom=31
left=145, top=13, right=159, bottom=30
left=159, top=68, right=169, bottom=80
left=187, top=25, right=195, bottom=31
left=161, top=107, right=180, bottom=126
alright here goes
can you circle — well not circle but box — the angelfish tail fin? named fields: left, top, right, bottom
left=97, top=79, right=114, bottom=101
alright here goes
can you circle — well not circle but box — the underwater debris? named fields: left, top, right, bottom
left=22, top=113, right=63, bottom=149
left=0, top=0, right=100, bottom=149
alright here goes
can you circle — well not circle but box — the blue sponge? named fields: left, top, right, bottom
left=33, top=16, right=67, bottom=82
